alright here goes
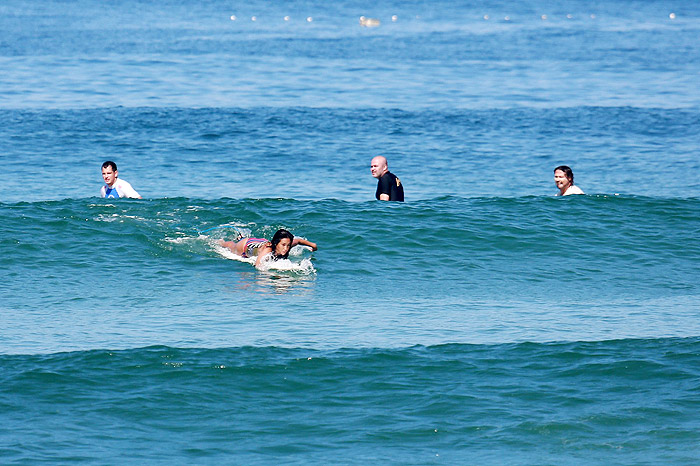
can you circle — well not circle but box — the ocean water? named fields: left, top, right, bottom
left=1, top=0, right=700, bottom=463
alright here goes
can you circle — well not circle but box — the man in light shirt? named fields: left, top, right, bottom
left=100, top=161, right=141, bottom=199
left=554, top=165, right=584, bottom=196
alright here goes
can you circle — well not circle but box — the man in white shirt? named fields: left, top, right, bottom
left=100, top=161, right=141, bottom=199
left=554, top=165, right=584, bottom=196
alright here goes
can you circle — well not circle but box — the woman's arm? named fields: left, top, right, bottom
left=255, top=243, right=273, bottom=267
left=293, top=238, right=317, bottom=251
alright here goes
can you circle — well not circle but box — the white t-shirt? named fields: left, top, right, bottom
left=101, top=178, right=141, bottom=199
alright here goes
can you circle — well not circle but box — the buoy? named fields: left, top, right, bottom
left=359, top=16, right=381, bottom=27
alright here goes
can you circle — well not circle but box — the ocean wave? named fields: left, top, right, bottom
left=2, top=339, right=698, bottom=463
left=2, top=195, right=699, bottom=355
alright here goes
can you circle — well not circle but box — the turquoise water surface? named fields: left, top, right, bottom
left=1, top=0, right=699, bottom=463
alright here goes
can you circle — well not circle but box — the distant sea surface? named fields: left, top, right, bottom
left=1, top=0, right=699, bottom=463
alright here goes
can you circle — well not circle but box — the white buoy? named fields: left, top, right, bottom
left=306, top=16, right=313, bottom=22
left=483, top=15, right=490, bottom=20
left=669, top=13, right=676, bottom=20
left=391, top=15, right=398, bottom=22
left=359, top=16, right=380, bottom=27
left=541, top=14, right=548, bottom=20
left=230, top=15, right=237, bottom=21
left=251, top=16, right=257, bottom=21
left=284, top=16, right=290, bottom=21
left=567, top=14, right=573, bottom=19
left=504, top=16, right=510, bottom=21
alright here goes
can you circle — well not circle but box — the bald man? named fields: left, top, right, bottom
left=370, top=156, right=404, bottom=202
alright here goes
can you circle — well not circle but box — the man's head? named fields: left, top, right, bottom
left=554, top=165, right=574, bottom=188
left=102, top=161, right=118, bottom=187
left=370, top=156, right=389, bottom=179
left=553, top=165, right=574, bottom=183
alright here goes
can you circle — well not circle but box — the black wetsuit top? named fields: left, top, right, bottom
left=375, top=172, right=404, bottom=202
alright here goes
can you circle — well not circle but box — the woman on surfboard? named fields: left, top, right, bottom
left=219, top=228, right=317, bottom=268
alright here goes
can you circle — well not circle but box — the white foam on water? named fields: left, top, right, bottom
left=95, top=213, right=147, bottom=223
left=164, top=236, right=199, bottom=245
left=258, top=255, right=316, bottom=274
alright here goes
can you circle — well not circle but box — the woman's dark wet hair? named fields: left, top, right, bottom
left=270, top=229, right=294, bottom=259
left=554, top=165, right=574, bottom=184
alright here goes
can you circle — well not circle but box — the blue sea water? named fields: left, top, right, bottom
left=1, top=0, right=700, bottom=463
